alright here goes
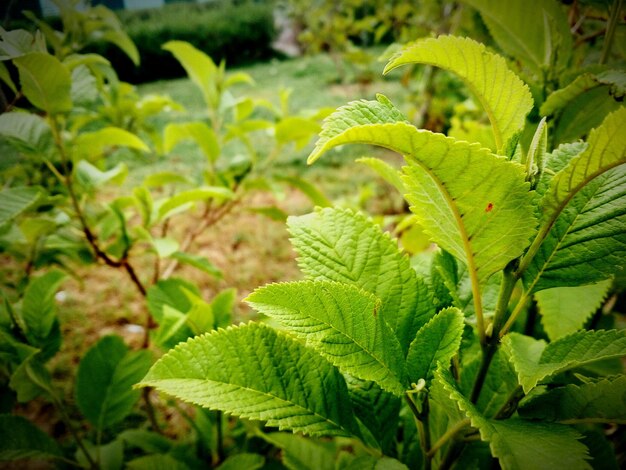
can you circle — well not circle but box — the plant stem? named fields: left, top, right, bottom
left=426, top=418, right=471, bottom=458
left=600, top=0, right=623, bottom=64
left=53, top=396, right=98, bottom=469
left=405, top=393, right=431, bottom=469
left=470, top=344, right=497, bottom=404
left=494, top=386, right=525, bottom=420
left=499, top=291, right=531, bottom=338
left=216, top=410, right=225, bottom=464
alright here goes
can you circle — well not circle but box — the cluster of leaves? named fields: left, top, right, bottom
left=140, top=2, right=626, bottom=469
left=0, top=0, right=332, bottom=468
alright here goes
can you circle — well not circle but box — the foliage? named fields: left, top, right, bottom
left=141, top=9, right=626, bottom=470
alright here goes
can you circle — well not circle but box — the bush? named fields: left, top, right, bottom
left=87, top=1, right=277, bottom=83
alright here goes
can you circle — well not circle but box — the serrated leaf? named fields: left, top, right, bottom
left=157, top=187, right=234, bottom=221
left=461, top=0, right=572, bottom=75
left=522, top=109, right=626, bottom=291
left=536, top=280, right=613, bottom=340
left=519, top=375, right=626, bottom=423
left=0, top=415, right=61, bottom=461
left=436, top=369, right=591, bottom=470
left=406, top=307, right=464, bottom=384
left=247, top=281, right=407, bottom=396
left=503, top=330, right=626, bottom=393
left=22, top=270, right=66, bottom=341
left=138, top=322, right=360, bottom=437
left=76, top=335, right=152, bottom=431
left=0, top=113, right=53, bottom=156
left=288, top=207, right=435, bottom=353
left=309, top=98, right=536, bottom=288
left=14, top=52, right=72, bottom=114
left=0, top=187, right=43, bottom=226
left=73, top=127, right=149, bottom=161
left=384, top=35, right=533, bottom=153
left=164, top=121, right=219, bottom=163
left=263, top=433, right=334, bottom=470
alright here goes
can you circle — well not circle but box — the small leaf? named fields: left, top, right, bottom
left=164, top=121, right=220, bottom=163
left=14, top=52, right=72, bottom=114
left=138, top=322, right=361, bottom=437
left=0, top=112, right=53, bottom=156
left=100, top=29, right=140, bottom=66
left=75, top=160, right=128, bottom=189
left=406, top=307, right=464, bottom=384
left=76, top=335, right=152, bottom=431
left=0, top=61, right=16, bottom=92
left=503, top=330, right=626, bottom=393
left=275, top=117, right=321, bottom=148
left=262, top=433, right=334, bottom=470
left=73, top=127, right=149, bottom=161
left=126, top=454, right=188, bottom=470
left=169, top=252, right=222, bottom=279
left=0, top=187, right=43, bottom=226
left=275, top=175, right=332, bottom=207
left=247, top=281, right=408, bottom=396
left=157, top=187, right=234, bottom=221
left=356, top=157, right=406, bottom=194
left=384, top=35, right=533, bottom=153
left=0, top=415, right=61, bottom=461
left=22, top=270, right=66, bottom=341
left=535, top=280, right=613, bottom=340
left=147, top=278, right=200, bottom=323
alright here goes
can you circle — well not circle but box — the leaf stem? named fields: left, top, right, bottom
left=426, top=418, right=471, bottom=458
left=600, top=0, right=623, bottom=64
left=499, top=291, right=531, bottom=338
left=405, top=393, right=431, bottom=469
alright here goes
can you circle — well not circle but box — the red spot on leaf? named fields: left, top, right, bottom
left=485, top=203, right=494, bottom=212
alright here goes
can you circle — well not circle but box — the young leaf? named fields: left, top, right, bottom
left=13, top=52, right=72, bottom=114
left=157, top=187, right=234, bottom=221
left=503, top=330, right=626, bottom=393
left=0, top=187, right=43, bottom=226
left=519, top=375, right=626, bottom=423
left=246, top=281, right=408, bottom=396
left=73, top=127, right=149, bottom=161
left=288, top=207, right=435, bottom=353
left=75, top=160, right=128, bottom=189
left=0, top=415, right=61, bottom=461
left=138, top=322, right=361, bottom=437
left=147, top=278, right=200, bottom=323
left=405, top=307, right=464, bottom=384
left=164, top=121, right=220, bottom=163
left=436, top=369, right=591, bottom=470
left=521, top=108, right=626, bottom=291
left=308, top=97, right=536, bottom=287
left=75, top=335, right=152, bottom=431
left=460, top=0, right=572, bottom=75
left=21, top=270, right=66, bottom=341
left=384, top=35, right=533, bottom=153
left=0, top=113, right=53, bottom=156
left=169, top=252, right=222, bottom=279
left=535, top=279, right=613, bottom=340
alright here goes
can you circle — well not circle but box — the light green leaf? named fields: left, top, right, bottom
left=75, top=439, right=123, bottom=470
left=224, top=71, right=255, bottom=89
left=0, top=61, right=16, bottom=92
left=262, top=433, right=334, bottom=470
left=247, top=206, right=288, bottom=222
left=274, top=175, right=332, bottom=207
left=138, top=322, right=361, bottom=437
left=356, top=157, right=406, bottom=194
left=126, top=454, right=189, bottom=470
left=384, top=35, right=533, bottom=153
left=163, top=41, right=218, bottom=109
left=536, top=280, right=613, bottom=340
left=10, top=355, right=54, bottom=403
left=22, top=270, right=66, bottom=340
left=0, top=415, right=61, bottom=461
left=0, top=112, right=53, bottom=156
left=152, top=305, right=193, bottom=350
left=70, top=64, right=98, bottom=106
left=146, top=278, right=199, bottom=323
left=118, top=429, right=172, bottom=454
left=142, top=171, right=192, bottom=188
left=406, top=307, right=464, bottom=384
left=343, top=456, right=409, bottom=470
left=461, top=0, right=572, bottom=75
left=0, top=187, right=43, bottom=226
left=288, top=207, right=435, bottom=353
left=211, top=288, right=236, bottom=329
left=308, top=97, right=536, bottom=286
left=157, top=187, right=234, bottom=221
left=437, top=369, right=591, bottom=470
left=521, top=108, right=626, bottom=291
left=519, top=375, right=626, bottom=423
left=169, top=252, right=222, bottom=279
left=164, top=121, right=220, bottom=163
left=75, top=335, right=152, bottom=431
left=275, top=117, right=321, bottom=148
left=100, top=29, right=140, bottom=66
left=152, top=237, right=179, bottom=258
left=0, top=29, right=46, bottom=59
left=73, top=127, right=149, bottom=161
left=503, top=330, right=626, bottom=393
left=14, top=52, right=72, bottom=114
left=75, top=160, right=128, bottom=189
left=247, top=281, right=408, bottom=396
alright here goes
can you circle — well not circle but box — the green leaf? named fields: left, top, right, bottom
left=164, top=121, right=220, bottom=163
left=0, top=415, right=61, bottom=461
left=0, top=187, right=43, bottom=226
left=70, top=65, right=99, bottom=106
left=76, top=438, right=123, bottom=470
left=22, top=270, right=66, bottom=341
left=142, top=171, right=192, bottom=188
left=10, top=355, right=54, bottom=403
left=211, top=288, right=236, bottom=329
left=406, top=307, right=464, bottom=384
left=461, top=0, right=573, bottom=75
left=247, top=281, right=407, bottom=396
left=0, top=29, right=46, bottom=59
left=14, top=52, right=72, bottom=114
left=522, top=108, right=626, bottom=291
left=73, top=127, right=149, bottom=161
left=157, top=187, right=234, bottom=221
left=147, top=278, right=199, bottom=323
left=519, top=375, right=626, bottom=423
left=535, top=280, right=613, bottom=340
left=0, top=113, right=53, bottom=156
left=100, top=29, right=140, bottom=66
left=384, top=35, right=533, bottom=153
left=126, top=454, right=189, bottom=470
left=275, top=117, right=321, bottom=149
left=152, top=305, right=193, bottom=350
left=274, top=175, right=332, bottom=207
left=437, top=369, right=591, bottom=470
left=356, top=157, right=406, bottom=194
left=503, top=330, right=626, bottom=393
left=118, top=429, right=172, bottom=454
left=152, top=237, right=179, bottom=258
left=308, top=97, right=536, bottom=286
left=343, top=456, right=409, bottom=470
left=76, top=335, right=152, bottom=431
left=75, top=160, right=128, bottom=189
left=138, top=322, right=361, bottom=437
left=169, top=252, right=222, bottom=279
left=288, top=207, right=435, bottom=353
left=0, top=61, right=16, bottom=92
left=263, top=433, right=334, bottom=470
